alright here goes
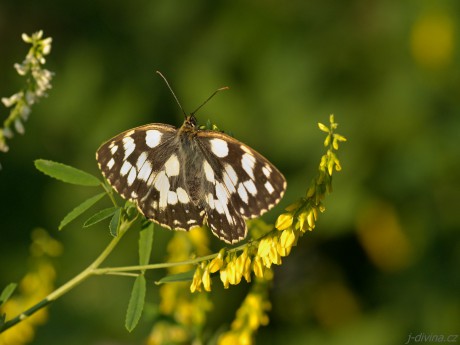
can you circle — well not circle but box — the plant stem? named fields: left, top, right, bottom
left=0, top=217, right=134, bottom=333
left=93, top=241, right=249, bottom=275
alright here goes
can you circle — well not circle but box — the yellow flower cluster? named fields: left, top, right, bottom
left=218, top=282, right=271, bottom=345
left=0, top=229, right=62, bottom=345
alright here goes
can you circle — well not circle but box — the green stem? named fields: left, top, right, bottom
left=93, top=242, right=249, bottom=275
left=0, top=217, right=135, bottom=333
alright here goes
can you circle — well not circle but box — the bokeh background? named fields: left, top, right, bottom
left=1, top=1, right=459, bottom=344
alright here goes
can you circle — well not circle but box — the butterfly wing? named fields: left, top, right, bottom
left=195, top=130, right=287, bottom=243
left=96, top=123, right=206, bottom=231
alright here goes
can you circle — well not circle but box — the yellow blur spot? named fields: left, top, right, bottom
left=357, top=200, right=413, bottom=272
left=313, top=281, right=360, bottom=329
left=410, top=12, right=455, bottom=69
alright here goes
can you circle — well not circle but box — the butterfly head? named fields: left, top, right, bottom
left=183, top=114, right=198, bottom=129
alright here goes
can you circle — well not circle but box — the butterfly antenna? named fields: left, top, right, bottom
left=191, top=86, right=230, bottom=116
left=156, top=71, right=187, bottom=118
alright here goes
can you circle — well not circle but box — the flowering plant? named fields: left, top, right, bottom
left=0, top=31, right=53, bottom=155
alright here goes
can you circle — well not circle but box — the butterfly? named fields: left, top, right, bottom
left=96, top=75, right=286, bottom=244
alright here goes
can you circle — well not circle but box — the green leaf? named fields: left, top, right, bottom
left=109, top=208, right=121, bottom=237
left=139, top=223, right=154, bottom=270
left=35, top=159, right=100, bottom=186
left=155, top=270, right=195, bottom=285
left=59, top=193, right=105, bottom=230
left=0, top=283, right=17, bottom=306
left=83, top=207, right=118, bottom=228
left=125, top=275, right=146, bottom=332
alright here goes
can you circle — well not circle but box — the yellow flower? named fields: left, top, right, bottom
left=226, top=256, right=242, bottom=285
left=208, top=248, right=225, bottom=273
left=202, top=268, right=211, bottom=292
left=234, top=248, right=252, bottom=283
left=275, top=212, right=293, bottom=230
left=279, top=228, right=297, bottom=251
left=190, top=265, right=203, bottom=293
left=267, top=237, right=282, bottom=266
left=252, top=256, right=265, bottom=278
left=257, top=237, right=272, bottom=258
left=220, top=266, right=230, bottom=289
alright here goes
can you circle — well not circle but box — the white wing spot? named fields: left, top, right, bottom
left=138, top=161, right=152, bottom=181
left=154, top=171, right=170, bottom=209
left=110, top=145, right=118, bottom=155
left=223, top=171, right=236, bottom=194
left=145, top=129, right=162, bottom=148
left=136, top=152, right=148, bottom=170
left=214, top=182, right=233, bottom=224
left=239, top=207, right=245, bottom=214
left=241, top=153, right=256, bottom=179
left=215, top=182, right=229, bottom=206
left=107, top=158, right=115, bottom=170
left=167, top=191, right=178, bottom=205
left=131, top=191, right=138, bottom=198
left=262, top=166, right=271, bottom=178
left=264, top=181, right=275, bottom=194
left=225, top=164, right=238, bottom=184
left=243, top=180, right=257, bottom=196
left=122, top=136, right=135, bottom=160
left=164, top=154, right=180, bottom=177
left=210, top=138, right=229, bottom=158
left=127, top=167, right=137, bottom=186
left=237, top=183, right=249, bottom=203
left=203, top=160, right=215, bottom=183
left=214, top=199, right=224, bottom=214
left=207, top=193, right=215, bottom=209
left=176, top=187, right=190, bottom=203
left=120, top=161, right=132, bottom=176
left=240, top=145, right=252, bottom=154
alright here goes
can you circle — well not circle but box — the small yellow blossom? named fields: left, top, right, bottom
left=267, top=238, right=282, bottom=266
left=257, top=237, right=272, bottom=258
left=318, top=122, right=330, bottom=133
left=190, top=265, right=203, bottom=293
left=252, top=256, right=265, bottom=278
left=208, top=248, right=225, bottom=273
left=202, top=268, right=211, bottom=292
left=275, top=212, right=293, bottom=230
left=233, top=248, right=252, bottom=283
left=220, top=266, right=230, bottom=289
left=279, top=228, right=296, bottom=250
left=226, top=256, right=242, bottom=285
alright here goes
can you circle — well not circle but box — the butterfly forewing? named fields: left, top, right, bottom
left=96, top=117, right=286, bottom=244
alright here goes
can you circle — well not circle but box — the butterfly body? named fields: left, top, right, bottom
left=96, top=114, right=286, bottom=243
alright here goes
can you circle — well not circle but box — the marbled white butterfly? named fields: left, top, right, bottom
left=96, top=75, right=286, bottom=243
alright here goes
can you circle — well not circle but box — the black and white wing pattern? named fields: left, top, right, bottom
left=96, top=116, right=286, bottom=244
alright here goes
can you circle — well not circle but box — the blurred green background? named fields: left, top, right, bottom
left=1, top=1, right=459, bottom=344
